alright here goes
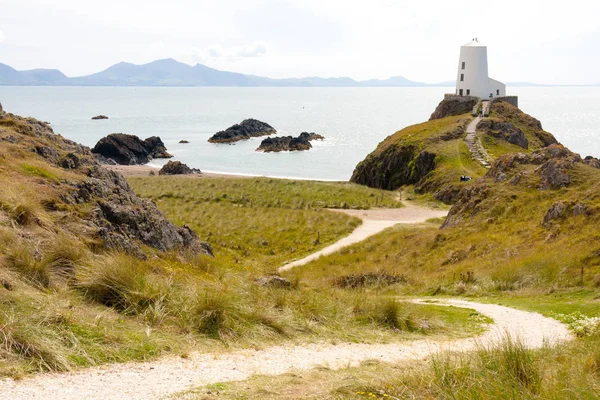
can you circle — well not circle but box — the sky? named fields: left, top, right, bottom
left=0, top=0, right=598, bottom=84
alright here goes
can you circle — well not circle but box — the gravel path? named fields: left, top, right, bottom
left=0, top=299, right=572, bottom=400
left=278, top=202, right=448, bottom=272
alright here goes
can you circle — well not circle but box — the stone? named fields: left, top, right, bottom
left=257, top=132, right=324, bottom=152
left=208, top=119, right=276, bottom=143
left=538, top=159, right=571, bottom=190
left=60, top=153, right=81, bottom=169
left=179, top=140, right=190, bottom=144
left=256, top=275, right=292, bottom=289
left=572, top=203, right=589, bottom=217
left=477, top=120, right=529, bottom=149
left=91, top=115, right=109, bottom=120
left=543, top=201, right=566, bottom=227
left=91, top=133, right=173, bottom=165
left=159, top=161, right=200, bottom=175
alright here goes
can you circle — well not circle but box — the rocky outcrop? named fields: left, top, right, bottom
left=0, top=111, right=211, bottom=258
left=584, top=156, right=600, bottom=169
left=91, top=115, right=109, bottom=120
left=92, top=133, right=173, bottom=165
left=351, top=146, right=436, bottom=190
left=159, top=161, right=200, bottom=175
left=477, top=120, right=529, bottom=149
left=74, top=166, right=212, bottom=257
left=257, top=132, right=324, bottom=152
left=208, top=119, right=276, bottom=143
left=443, top=144, right=587, bottom=228
left=488, top=101, right=558, bottom=149
left=543, top=201, right=566, bottom=227
left=179, top=140, right=190, bottom=144
left=430, top=97, right=478, bottom=120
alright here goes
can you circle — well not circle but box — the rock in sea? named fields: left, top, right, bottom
left=257, top=132, right=324, bottom=152
left=92, top=133, right=173, bottom=165
left=208, top=119, right=276, bottom=143
left=158, top=161, right=201, bottom=175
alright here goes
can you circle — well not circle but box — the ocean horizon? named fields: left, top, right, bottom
left=2, top=86, right=599, bottom=181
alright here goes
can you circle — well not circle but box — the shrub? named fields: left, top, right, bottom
left=334, top=271, right=406, bottom=288
left=6, top=246, right=51, bottom=288
left=77, top=255, right=173, bottom=319
left=0, top=312, right=70, bottom=372
left=365, top=299, right=416, bottom=331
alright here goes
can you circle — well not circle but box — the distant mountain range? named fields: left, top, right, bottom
left=0, top=59, right=596, bottom=87
left=0, top=58, right=453, bottom=87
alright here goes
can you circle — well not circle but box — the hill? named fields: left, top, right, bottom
left=1, top=59, right=439, bottom=87
left=350, top=98, right=558, bottom=203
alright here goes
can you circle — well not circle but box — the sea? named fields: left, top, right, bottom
left=1, top=86, right=599, bottom=181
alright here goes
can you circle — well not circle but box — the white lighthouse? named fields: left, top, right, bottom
left=455, top=39, right=505, bottom=99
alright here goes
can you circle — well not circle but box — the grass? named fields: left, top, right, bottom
left=286, top=158, right=600, bottom=300
left=173, top=334, right=600, bottom=399
left=128, top=176, right=401, bottom=210
left=127, top=176, right=403, bottom=273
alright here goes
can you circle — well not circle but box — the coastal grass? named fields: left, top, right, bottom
left=127, top=176, right=401, bottom=272
left=286, top=161, right=600, bottom=300
left=128, top=176, right=401, bottom=210
left=0, top=164, right=481, bottom=378
left=178, top=334, right=600, bottom=399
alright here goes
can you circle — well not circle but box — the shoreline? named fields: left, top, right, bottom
left=104, top=164, right=348, bottom=182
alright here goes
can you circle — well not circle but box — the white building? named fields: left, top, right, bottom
left=455, top=39, right=505, bottom=99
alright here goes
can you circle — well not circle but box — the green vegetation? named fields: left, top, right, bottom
left=181, top=334, right=600, bottom=399
left=0, top=114, right=480, bottom=378
left=128, top=176, right=402, bottom=272
left=130, top=176, right=401, bottom=210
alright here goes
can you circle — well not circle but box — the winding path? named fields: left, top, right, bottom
left=278, top=202, right=448, bottom=272
left=0, top=300, right=572, bottom=400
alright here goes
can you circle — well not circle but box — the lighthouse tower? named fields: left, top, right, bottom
left=455, top=39, right=505, bottom=99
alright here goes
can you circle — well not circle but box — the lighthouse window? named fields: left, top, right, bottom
left=466, top=89, right=470, bottom=95
left=460, top=74, right=464, bottom=82
left=497, top=89, right=500, bottom=95
left=461, top=62, right=465, bottom=69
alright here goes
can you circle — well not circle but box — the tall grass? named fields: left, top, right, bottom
left=129, top=176, right=401, bottom=210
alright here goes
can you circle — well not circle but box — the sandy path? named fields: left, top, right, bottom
left=0, top=299, right=572, bottom=400
left=278, top=203, right=448, bottom=272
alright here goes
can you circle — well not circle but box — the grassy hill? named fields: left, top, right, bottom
left=351, top=98, right=559, bottom=204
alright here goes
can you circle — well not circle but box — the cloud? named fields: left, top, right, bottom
left=183, top=42, right=268, bottom=64
left=236, top=42, right=267, bottom=58
left=0, top=29, right=6, bottom=43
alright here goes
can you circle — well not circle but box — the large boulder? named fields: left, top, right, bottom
left=257, top=132, right=324, bottom=152
left=92, top=133, right=173, bottom=165
left=208, top=119, right=276, bottom=143
left=74, top=165, right=212, bottom=257
left=159, top=161, right=200, bottom=175
left=430, top=97, right=478, bottom=120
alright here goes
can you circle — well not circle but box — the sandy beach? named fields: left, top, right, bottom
left=104, top=164, right=255, bottom=179
left=104, top=164, right=347, bottom=181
